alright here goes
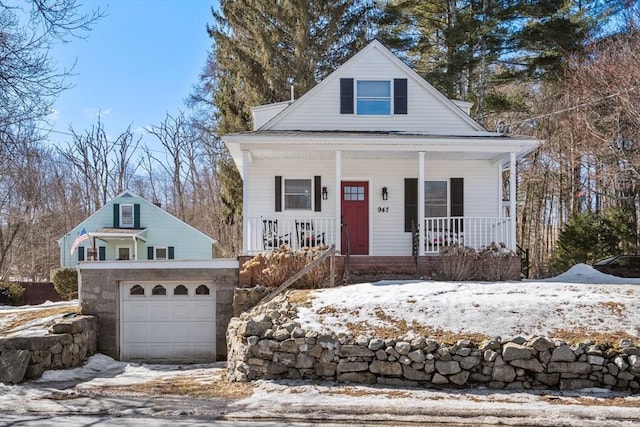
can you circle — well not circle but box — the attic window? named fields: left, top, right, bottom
left=357, top=80, right=390, bottom=115
left=120, top=204, right=134, bottom=228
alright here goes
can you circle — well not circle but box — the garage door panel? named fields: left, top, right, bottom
left=123, top=302, right=147, bottom=321
left=121, top=282, right=216, bottom=363
left=191, top=303, right=215, bottom=321
left=147, top=303, right=171, bottom=321
left=123, top=323, right=147, bottom=341
left=171, top=302, right=194, bottom=321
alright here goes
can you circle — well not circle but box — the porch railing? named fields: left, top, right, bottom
left=423, top=217, right=512, bottom=254
left=246, top=217, right=338, bottom=254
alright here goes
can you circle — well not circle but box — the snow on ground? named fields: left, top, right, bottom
left=296, top=264, right=640, bottom=339
left=0, top=299, right=79, bottom=337
left=1, top=266, right=640, bottom=423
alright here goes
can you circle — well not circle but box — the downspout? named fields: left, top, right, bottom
left=133, top=235, right=138, bottom=260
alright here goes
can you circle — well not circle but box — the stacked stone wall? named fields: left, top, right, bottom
left=227, top=295, right=640, bottom=391
left=0, top=315, right=98, bottom=384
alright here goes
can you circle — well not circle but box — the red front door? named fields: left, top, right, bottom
left=341, top=181, right=369, bottom=255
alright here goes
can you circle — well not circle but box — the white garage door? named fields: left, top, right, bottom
left=120, top=281, right=216, bottom=363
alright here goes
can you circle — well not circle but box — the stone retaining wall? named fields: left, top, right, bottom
left=227, top=295, right=640, bottom=391
left=0, top=315, right=98, bottom=384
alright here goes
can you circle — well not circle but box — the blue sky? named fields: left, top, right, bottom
left=48, top=0, right=218, bottom=148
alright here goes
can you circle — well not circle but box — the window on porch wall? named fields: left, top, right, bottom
left=424, top=181, right=447, bottom=217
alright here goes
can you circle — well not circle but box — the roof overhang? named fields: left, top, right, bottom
left=88, top=228, right=147, bottom=242
left=223, top=131, right=541, bottom=170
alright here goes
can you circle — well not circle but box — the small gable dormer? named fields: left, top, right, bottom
left=113, top=202, right=140, bottom=228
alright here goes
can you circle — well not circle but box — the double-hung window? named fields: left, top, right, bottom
left=284, top=179, right=312, bottom=210
left=120, top=204, right=134, bottom=228
left=424, top=181, right=448, bottom=217
left=155, top=247, right=167, bottom=260
left=356, top=80, right=391, bottom=115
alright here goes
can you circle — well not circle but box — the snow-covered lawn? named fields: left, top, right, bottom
left=1, top=265, right=640, bottom=424
left=296, top=264, right=640, bottom=342
left=0, top=300, right=79, bottom=337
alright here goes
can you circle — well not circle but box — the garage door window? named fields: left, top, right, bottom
left=152, top=285, right=166, bottom=296
left=196, top=285, right=210, bottom=295
left=130, top=285, right=145, bottom=296
left=174, top=285, right=188, bottom=295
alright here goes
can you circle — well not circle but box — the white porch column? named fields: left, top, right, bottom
left=242, top=150, right=250, bottom=254
left=497, top=163, right=503, bottom=216
left=509, top=152, right=517, bottom=251
left=418, top=151, right=425, bottom=255
left=335, top=150, right=342, bottom=253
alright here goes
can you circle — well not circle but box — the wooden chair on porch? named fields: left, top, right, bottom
left=263, top=219, right=289, bottom=250
left=295, top=220, right=325, bottom=248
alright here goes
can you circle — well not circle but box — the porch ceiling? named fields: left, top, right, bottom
left=246, top=146, right=511, bottom=162
left=226, top=131, right=540, bottom=165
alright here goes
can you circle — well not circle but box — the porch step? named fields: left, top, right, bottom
left=340, top=256, right=421, bottom=283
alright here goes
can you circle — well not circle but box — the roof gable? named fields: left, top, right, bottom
left=259, top=40, right=485, bottom=134
left=61, top=190, right=216, bottom=245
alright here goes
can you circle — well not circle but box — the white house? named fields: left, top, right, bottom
left=222, top=40, right=540, bottom=260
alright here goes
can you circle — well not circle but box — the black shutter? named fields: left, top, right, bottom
left=450, top=178, right=464, bottom=233
left=113, top=204, right=120, bottom=228
left=134, top=204, right=141, bottom=228
left=275, top=176, right=282, bottom=212
left=314, top=176, right=321, bottom=212
left=340, top=78, right=354, bottom=114
left=168, top=246, right=175, bottom=259
left=147, top=246, right=154, bottom=260
left=99, top=246, right=106, bottom=261
left=404, top=178, right=418, bottom=232
left=394, top=79, right=408, bottom=114
left=78, top=246, right=85, bottom=262
left=450, top=178, right=464, bottom=216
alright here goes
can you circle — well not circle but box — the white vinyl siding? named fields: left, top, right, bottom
left=266, top=47, right=478, bottom=133
left=246, top=156, right=499, bottom=256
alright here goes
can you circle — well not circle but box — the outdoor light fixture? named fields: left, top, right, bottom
left=382, top=187, right=388, bottom=200
left=322, top=186, right=328, bottom=200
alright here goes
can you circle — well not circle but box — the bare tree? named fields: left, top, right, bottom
left=0, top=1, right=102, bottom=139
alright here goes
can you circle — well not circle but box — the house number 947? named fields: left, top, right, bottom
left=377, top=207, right=389, bottom=213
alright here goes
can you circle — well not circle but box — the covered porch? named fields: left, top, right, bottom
left=228, top=132, right=538, bottom=258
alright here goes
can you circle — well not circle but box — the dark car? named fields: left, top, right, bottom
left=592, top=255, right=640, bottom=278
left=0, top=287, right=10, bottom=304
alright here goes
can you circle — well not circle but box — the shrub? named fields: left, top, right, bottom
left=51, top=268, right=78, bottom=300
left=438, top=244, right=478, bottom=281
left=1, top=282, right=25, bottom=306
left=478, top=242, right=518, bottom=281
left=241, top=245, right=331, bottom=289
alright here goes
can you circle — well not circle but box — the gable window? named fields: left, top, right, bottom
left=284, top=179, right=312, bottom=210
left=341, top=78, right=408, bottom=115
left=120, top=204, right=134, bottom=228
left=357, top=80, right=390, bottom=115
